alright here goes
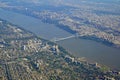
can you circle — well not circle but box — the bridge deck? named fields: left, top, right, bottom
left=51, top=34, right=79, bottom=42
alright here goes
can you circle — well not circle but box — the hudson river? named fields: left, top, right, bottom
left=0, top=8, right=120, bottom=70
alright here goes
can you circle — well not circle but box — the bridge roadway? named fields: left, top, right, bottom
left=51, top=34, right=79, bottom=42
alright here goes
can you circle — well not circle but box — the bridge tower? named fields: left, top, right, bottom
left=75, top=33, right=79, bottom=38
left=52, top=37, right=57, bottom=43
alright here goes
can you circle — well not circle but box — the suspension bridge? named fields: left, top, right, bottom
left=51, top=33, right=79, bottom=42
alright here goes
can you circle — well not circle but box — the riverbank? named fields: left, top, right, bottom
left=4, top=7, right=120, bottom=49
left=0, top=8, right=120, bottom=70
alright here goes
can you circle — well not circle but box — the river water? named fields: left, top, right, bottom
left=0, top=8, right=120, bottom=70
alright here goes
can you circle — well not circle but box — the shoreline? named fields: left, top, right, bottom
left=0, top=8, right=120, bottom=70
left=1, top=8, right=120, bottom=49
